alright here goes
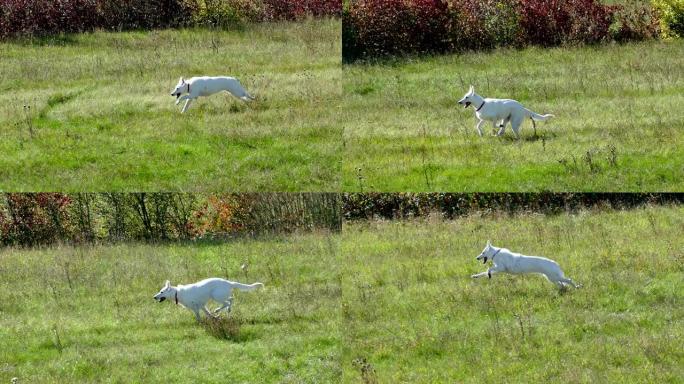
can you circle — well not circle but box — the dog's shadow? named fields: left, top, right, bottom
left=200, top=315, right=259, bottom=343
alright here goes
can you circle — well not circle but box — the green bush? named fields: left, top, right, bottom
left=187, top=0, right=263, bottom=28
left=653, top=0, right=684, bottom=37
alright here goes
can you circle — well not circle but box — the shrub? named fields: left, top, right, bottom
left=344, top=0, right=620, bottom=61
left=409, top=0, right=453, bottom=53
left=188, top=0, right=262, bottom=28
left=0, top=0, right=340, bottom=39
left=0, top=0, right=99, bottom=39
left=449, top=0, right=520, bottom=51
left=263, top=0, right=341, bottom=21
left=609, top=2, right=660, bottom=42
left=97, top=0, right=194, bottom=30
left=342, top=193, right=684, bottom=221
left=652, top=0, right=684, bottom=37
left=0, top=193, right=72, bottom=246
left=517, top=0, right=612, bottom=46
left=345, top=0, right=418, bottom=58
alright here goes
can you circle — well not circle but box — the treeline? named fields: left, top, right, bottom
left=0, top=0, right=341, bottom=40
left=343, top=193, right=684, bottom=220
left=343, top=0, right=684, bottom=62
left=0, top=193, right=341, bottom=247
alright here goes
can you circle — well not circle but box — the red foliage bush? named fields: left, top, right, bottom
left=0, top=0, right=99, bottom=39
left=346, top=0, right=418, bottom=57
left=0, top=0, right=340, bottom=39
left=0, top=193, right=72, bottom=246
left=517, top=0, right=612, bottom=46
left=97, top=0, right=194, bottom=31
left=344, top=0, right=653, bottom=61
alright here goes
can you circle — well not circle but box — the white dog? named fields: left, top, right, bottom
left=471, top=241, right=580, bottom=289
left=170, top=76, right=255, bottom=113
left=457, top=85, right=554, bottom=138
left=153, top=278, right=264, bottom=321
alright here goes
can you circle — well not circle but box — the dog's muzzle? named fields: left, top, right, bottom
left=482, top=257, right=488, bottom=264
left=156, top=297, right=166, bottom=302
left=464, top=101, right=471, bottom=108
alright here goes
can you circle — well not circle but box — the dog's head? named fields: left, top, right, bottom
left=170, top=77, right=187, bottom=100
left=476, top=240, right=496, bottom=264
left=457, top=85, right=476, bottom=108
left=153, top=280, right=174, bottom=303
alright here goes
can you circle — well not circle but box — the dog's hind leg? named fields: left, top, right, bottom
left=560, top=277, right=581, bottom=288
left=497, top=115, right=512, bottom=136
left=203, top=306, right=218, bottom=319
left=510, top=115, right=524, bottom=139
left=213, top=297, right=234, bottom=314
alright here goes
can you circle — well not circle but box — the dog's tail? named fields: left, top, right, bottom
left=232, top=282, right=264, bottom=291
left=527, top=109, right=554, bottom=121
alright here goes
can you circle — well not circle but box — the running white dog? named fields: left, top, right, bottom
left=170, top=76, right=255, bottom=113
left=457, top=85, right=554, bottom=138
left=153, top=278, right=264, bottom=321
left=471, top=241, right=580, bottom=289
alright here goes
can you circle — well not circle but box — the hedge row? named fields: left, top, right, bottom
left=0, top=193, right=341, bottom=247
left=343, top=193, right=684, bottom=220
left=0, top=0, right=341, bottom=39
left=343, top=0, right=675, bottom=62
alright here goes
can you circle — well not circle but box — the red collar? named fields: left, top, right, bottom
left=175, top=291, right=179, bottom=305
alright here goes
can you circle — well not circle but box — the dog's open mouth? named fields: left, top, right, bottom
left=482, top=257, right=488, bottom=264
left=465, top=102, right=471, bottom=108
left=158, top=297, right=166, bottom=302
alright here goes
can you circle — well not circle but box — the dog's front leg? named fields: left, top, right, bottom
left=475, top=120, right=485, bottom=136
left=471, top=271, right=489, bottom=278
left=181, top=99, right=193, bottom=113
left=176, top=95, right=190, bottom=106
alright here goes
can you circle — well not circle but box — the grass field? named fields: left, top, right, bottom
left=0, top=232, right=340, bottom=383
left=341, top=205, right=683, bottom=382
left=343, top=40, right=684, bottom=191
left=0, top=19, right=341, bottom=191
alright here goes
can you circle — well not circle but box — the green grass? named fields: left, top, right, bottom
left=341, top=205, right=684, bottom=382
left=343, top=40, right=684, bottom=191
left=0, top=232, right=340, bottom=383
left=0, top=19, right=341, bottom=191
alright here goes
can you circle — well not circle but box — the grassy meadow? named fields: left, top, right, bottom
left=341, top=205, right=683, bottom=382
left=0, top=18, right=341, bottom=191
left=343, top=40, right=684, bottom=191
left=0, top=232, right=340, bottom=383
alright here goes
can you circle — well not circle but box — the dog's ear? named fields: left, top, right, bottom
left=469, top=85, right=474, bottom=95
left=179, top=77, right=184, bottom=84
left=486, top=239, right=491, bottom=246
left=164, top=280, right=170, bottom=288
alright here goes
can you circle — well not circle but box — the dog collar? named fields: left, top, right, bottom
left=186, top=83, right=190, bottom=94
left=490, top=248, right=501, bottom=260
left=175, top=291, right=178, bottom=305
left=475, top=101, right=486, bottom=112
